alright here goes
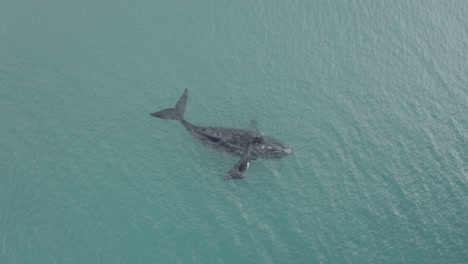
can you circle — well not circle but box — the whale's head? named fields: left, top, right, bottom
left=251, top=135, right=292, bottom=159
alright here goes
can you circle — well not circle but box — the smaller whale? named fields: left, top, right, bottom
left=224, top=135, right=262, bottom=180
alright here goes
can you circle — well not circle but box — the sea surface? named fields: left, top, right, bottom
left=1, top=1, right=467, bottom=263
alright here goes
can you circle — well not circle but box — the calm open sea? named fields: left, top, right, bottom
left=1, top=1, right=466, bottom=263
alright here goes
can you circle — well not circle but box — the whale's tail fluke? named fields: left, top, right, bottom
left=150, top=89, right=188, bottom=120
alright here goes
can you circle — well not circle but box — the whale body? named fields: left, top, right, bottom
left=150, top=89, right=292, bottom=179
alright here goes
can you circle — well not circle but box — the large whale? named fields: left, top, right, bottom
left=150, top=89, right=292, bottom=179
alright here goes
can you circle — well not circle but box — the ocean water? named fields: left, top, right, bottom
left=1, top=1, right=467, bottom=263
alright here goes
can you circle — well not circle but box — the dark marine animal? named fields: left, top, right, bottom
left=150, top=89, right=292, bottom=179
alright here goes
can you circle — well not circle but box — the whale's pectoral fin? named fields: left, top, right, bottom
left=223, top=138, right=256, bottom=180
left=223, top=167, right=245, bottom=180
left=223, top=157, right=250, bottom=180
left=249, top=119, right=260, bottom=133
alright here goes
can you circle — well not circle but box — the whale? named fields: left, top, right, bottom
left=224, top=135, right=262, bottom=180
left=150, top=89, right=292, bottom=179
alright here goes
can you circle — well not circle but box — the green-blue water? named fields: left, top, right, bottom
left=1, top=1, right=467, bottom=263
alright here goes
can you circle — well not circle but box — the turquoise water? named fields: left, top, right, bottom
left=1, top=1, right=467, bottom=263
